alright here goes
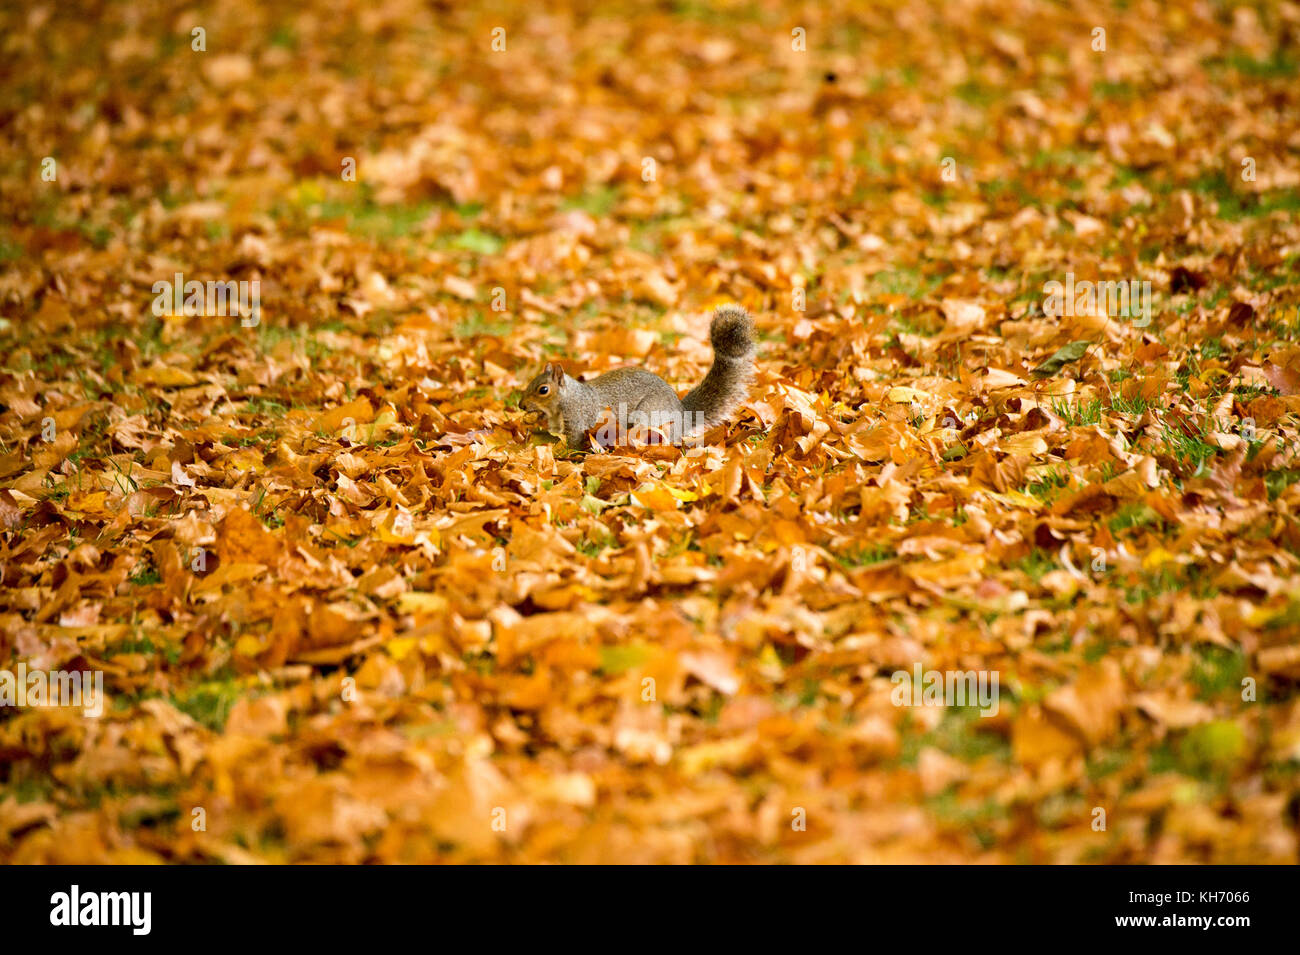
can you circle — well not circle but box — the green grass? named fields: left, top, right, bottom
left=269, top=25, right=298, bottom=50
left=575, top=532, right=614, bottom=558
left=979, top=177, right=1039, bottom=208
left=256, top=324, right=335, bottom=360
left=252, top=487, right=285, bottom=528
left=1190, top=647, right=1247, bottom=702
left=563, top=184, right=620, bottom=217
left=1109, top=392, right=1150, bottom=416
left=128, top=562, right=161, bottom=586
left=453, top=311, right=512, bottom=339
left=1024, top=469, right=1070, bottom=502
left=1091, top=79, right=1138, bottom=100
left=1015, top=548, right=1056, bottom=583
left=1159, top=424, right=1220, bottom=474
left=1173, top=721, right=1247, bottom=778
left=872, top=267, right=944, bottom=301
left=1212, top=51, right=1300, bottom=80
left=1051, top=398, right=1101, bottom=426
left=1109, top=502, right=1163, bottom=535
left=244, top=396, right=290, bottom=417
left=1189, top=171, right=1300, bottom=221
left=306, top=196, right=438, bottom=238
left=166, top=676, right=245, bottom=732
left=1123, top=563, right=1215, bottom=604
left=1086, top=748, right=1131, bottom=781
left=1265, top=468, right=1300, bottom=500
left=954, top=80, right=999, bottom=105
left=900, top=707, right=1011, bottom=766
left=450, top=228, right=503, bottom=255
left=926, top=788, right=1004, bottom=848
left=0, top=231, right=23, bottom=263
left=834, top=543, right=894, bottom=567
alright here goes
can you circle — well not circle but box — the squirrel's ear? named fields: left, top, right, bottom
left=546, top=363, right=563, bottom=383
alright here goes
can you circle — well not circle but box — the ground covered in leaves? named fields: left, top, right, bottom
left=2, top=0, right=1300, bottom=863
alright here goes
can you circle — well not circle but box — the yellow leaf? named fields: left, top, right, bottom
left=65, top=491, right=110, bottom=515
left=131, top=366, right=199, bottom=387
left=985, top=490, right=1043, bottom=509
left=234, top=635, right=264, bottom=657
left=630, top=484, right=678, bottom=511
left=886, top=386, right=932, bottom=404
left=397, top=593, right=448, bottom=616
left=312, top=397, right=375, bottom=433
left=385, top=636, right=418, bottom=661
left=1143, top=547, right=1175, bottom=570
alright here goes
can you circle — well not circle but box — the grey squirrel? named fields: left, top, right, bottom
left=519, top=305, right=756, bottom=449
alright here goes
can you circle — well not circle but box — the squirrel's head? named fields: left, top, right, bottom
left=519, top=362, right=567, bottom=421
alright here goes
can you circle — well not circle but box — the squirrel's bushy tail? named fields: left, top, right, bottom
left=681, top=305, right=756, bottom=434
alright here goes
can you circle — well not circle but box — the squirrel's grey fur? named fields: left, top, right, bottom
left=519, top=305, right=756, bottom=449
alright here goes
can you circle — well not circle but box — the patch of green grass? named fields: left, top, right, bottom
left=256, top=324, right=335, bottom=360
left=1109, top=502, right=1162, bottom=535
left=1024, top=469, right=1070, bottom=502
left=797, top=678, right=823, bottom=707
left=1190, top=647, right=1247, bottom=702
left=835, top=542, right=894, bottom=567
left=1174, top=720, right=1247, bottom=778
left=1265, top=597, right=1300, bottom=631
left=1082, top=636, right=1115, bottom=663
left=872, top=267, right=944, bottom=301
left=3, top=773, right=61, bottom=804
left=1198, top=336, right=1225, bottom=361
left=1249, top=257, right=1300, bottom=295
left=453, top=311, right=512, bottom=338
left=1052, top=398, right=1102, bottom=426
left=1029, top=148, right=1097, bottom=172
left=0, top=231, right=23, bottom=263
left=921, top=187, right=952, bottom=209
left=450, top=228, right=503, bottom=255
left=306, top=194, right=439, bottom=239
left=170, top=677, right=245, bottom=732
left=1109, top=392, right=1150, bottom=416
left=1092, top=79, right=1138, bottom=100
left=926, top=788, right=1004, bottom=847
left=108, top=634, right=159, bottom=656
left=1213, top=50, right=1300, bottom=80
left=244, top=396, right=290, bottom=417
left=900, top=707, right=1011, bottom=766
left=1086, top=748, right=1131, bottom=781
left=128, top=563, right=161, bottom=586
left=1264, top=468, right=1300, bottom=500
left=252, top=487, right=285, bottom=529
left=1123, top=563, right=1215, bottom=604
left=31, top=195, right=115, bottom=249
left=269, top=25, right=298, bottom=49
left=666, top=0, right=765, bottom=24
left=563, top=184, right=619, bottom=217
left=979, top=177, right=1039, bottom=208
left=1015, top=547, right=1056, bottom=583
left=954, top=80, right=999, bottom=105
left=575, top=533, right=613, bottom=558
left=1189, top=170, right=1300, bottom=221
left=1159, top=424, right=1220, bottom=473
left=1233, top=382, right=1280, bottom=404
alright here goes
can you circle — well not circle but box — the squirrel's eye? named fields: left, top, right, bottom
left=537, top=385, right=549, bottom=395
